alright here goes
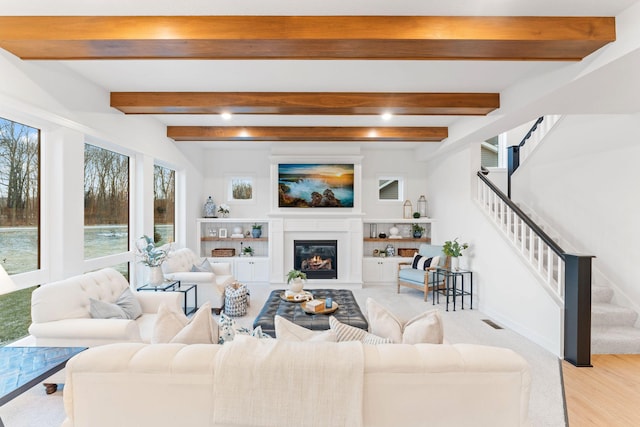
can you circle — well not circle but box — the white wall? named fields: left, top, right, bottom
left=427, top=144, right=563, bottom=355
left=513, top=113, right=640, bottom=313
left=0, top=50, right=204, bottom=287
left=199, top=146, right=430, bottom=220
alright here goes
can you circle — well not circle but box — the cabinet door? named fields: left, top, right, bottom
left=235, top=258, right=269, bottom=283
left=362, top=258, right=383, bottom=283
left=381, top=259, right=401, bottom=282
left=251, top=258, right=270, bottom=282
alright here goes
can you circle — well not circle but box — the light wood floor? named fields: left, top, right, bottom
left=562, top=354, right=640, bottom=426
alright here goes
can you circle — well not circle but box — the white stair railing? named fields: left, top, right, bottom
left=477, top=173, right=565, bottom=302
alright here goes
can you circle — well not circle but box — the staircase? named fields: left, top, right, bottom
left=592, top=283, right=640, bottom=354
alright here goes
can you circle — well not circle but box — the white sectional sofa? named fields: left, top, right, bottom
left=29, top=267, right=182, bottom=347
left=62, top=340, right=532, bottom=427
left=161, top=247, right=235, bottom=312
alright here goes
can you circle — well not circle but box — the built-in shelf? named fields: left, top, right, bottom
left=201, top=237, right=268, bottom=242
left=364, top=237, right=431, bottom=243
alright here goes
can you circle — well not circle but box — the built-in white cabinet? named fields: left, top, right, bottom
left=197, top=218, right=270, bottom=284
left=362, top=257, right=413, bottom=285
left=362, top=218, right=434, bottom=285
left=234, top=257, right=270, bottom=284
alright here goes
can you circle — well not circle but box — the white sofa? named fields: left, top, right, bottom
left=161, top=248, right=235, bottom=313
left=62, top=340, right=531, bottom=427
left=29, top=267, right=182, bottom=347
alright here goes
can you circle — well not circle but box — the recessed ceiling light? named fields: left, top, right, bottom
left=221, top=112, right=232, bottom=120
left=381, top=112, right=393, bottom=121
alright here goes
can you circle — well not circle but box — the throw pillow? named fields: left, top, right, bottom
left=89, top=298, right=128, bottom=319
left=151, top=302, right=189, bottom=343
left=329, top=316, right=392, bottom=344
left=366, top=298, right=444, bottom=344
left=274, top=315, right=337, bottom=342
left=171, top=302, right=218, bottom=344
left=411, top=254, right=433, bottom=270
left=190, top=258, right=214, bottom=273
left=115, top=288, right=143, bottom=320
left=218, top=313, right=273, bottom=344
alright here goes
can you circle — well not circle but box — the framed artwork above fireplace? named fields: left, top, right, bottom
left=277, top=163, right=355, bottom=208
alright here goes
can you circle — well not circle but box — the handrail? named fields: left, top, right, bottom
left=476, top=171, right=565, bottom=258
left=517, top=116, right=544, bottom=148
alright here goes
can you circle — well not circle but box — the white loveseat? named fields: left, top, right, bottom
left=62, top=340, right=531, bottom=427
left=29, top=267, right=182, bottom=347
left=161, top=248, right=235, bottom=313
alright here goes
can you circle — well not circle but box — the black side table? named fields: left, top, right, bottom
left=434, top=268, right=473, bottom=311
left=137, top=280, right=198, bottom=315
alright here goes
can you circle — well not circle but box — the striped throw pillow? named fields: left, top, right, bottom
left=329, top=316, right=392, bottom=344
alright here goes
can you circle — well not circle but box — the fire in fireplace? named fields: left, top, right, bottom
left=293, top=240, right=337, bottom=280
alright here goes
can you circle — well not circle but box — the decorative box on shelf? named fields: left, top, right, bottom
left=398, top=248, right=419, bottom=257
left=212, top=248, right=236, bottom=257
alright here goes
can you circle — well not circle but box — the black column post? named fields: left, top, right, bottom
left=506, top=145, right=520, bottom=199
left=564, top=254, right=594, bottom=367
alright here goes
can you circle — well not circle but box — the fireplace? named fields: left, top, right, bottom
left=293, top=240, right=338, bottom=280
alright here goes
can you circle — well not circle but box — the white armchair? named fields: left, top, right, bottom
left=161, top=248, right=235, bottom=313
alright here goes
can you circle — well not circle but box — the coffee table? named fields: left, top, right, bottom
left=253, top=289, right=368, bottom=338
left=0, top=346, right=86, bottom=427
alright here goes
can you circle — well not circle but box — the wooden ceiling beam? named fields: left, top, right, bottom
left=167, top=126, right=448, bottom=142
left=111, top=92, right=500, bottom=116
left=0, top=16, right=615, bottom=60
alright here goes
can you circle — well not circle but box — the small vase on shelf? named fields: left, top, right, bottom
left=203, top=196, right=216, bottom=218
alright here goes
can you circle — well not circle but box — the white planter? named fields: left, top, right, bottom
left=450, top=257, right=460, bottom=271
left=148, top=265, right=165, bottom=285
left=289, top=278, right=304, bottom=294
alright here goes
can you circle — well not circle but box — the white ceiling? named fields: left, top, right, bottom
left=2, top=0, right=640, bottom=152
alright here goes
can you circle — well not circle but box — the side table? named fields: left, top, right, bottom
left=137, top=280, right=198, bottom=315
left=434, top=268, right=473, bottom=312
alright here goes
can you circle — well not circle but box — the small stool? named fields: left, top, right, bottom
left=224, top=282, right=248, bottom=317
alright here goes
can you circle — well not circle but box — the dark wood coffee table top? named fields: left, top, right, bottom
left=253, top=289, right=368, bottom=338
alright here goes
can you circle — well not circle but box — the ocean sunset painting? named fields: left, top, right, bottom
left=278, top=163, right=354, bottom=208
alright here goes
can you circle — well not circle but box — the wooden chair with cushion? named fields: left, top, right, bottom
left=397, top=244, right=449, bottom=301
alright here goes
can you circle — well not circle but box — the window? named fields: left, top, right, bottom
left=0, top=117, right=40, bottom=274
left=377, top=176, right=403, bottom=201
left=153, top=164, right=175, bottom=245
left=84, top=144, right=129, bottom=259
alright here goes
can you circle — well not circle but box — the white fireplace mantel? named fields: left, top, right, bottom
left=268, top=215, right=363, bottom=288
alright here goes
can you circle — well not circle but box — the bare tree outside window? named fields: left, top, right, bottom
left=154, top=165, right=175, bottom=245
left=84, top=144, right=129, bottom=259
left=0, top=117, right=40, bottom=275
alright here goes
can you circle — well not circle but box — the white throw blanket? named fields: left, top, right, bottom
left=213, top=335, right=364, bottom=427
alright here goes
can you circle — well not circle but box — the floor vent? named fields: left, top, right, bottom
left=482, top=319, right=503, bottom=329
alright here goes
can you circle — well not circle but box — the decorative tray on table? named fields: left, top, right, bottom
left=301, top=299, right=339, bottom=315
left=280, top=291, right=313, bottom=303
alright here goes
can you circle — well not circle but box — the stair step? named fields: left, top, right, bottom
left=592, top=303, right=638, bottom=327
left=592, top=285, right=614, bottom=304
left=592, top=326, right=640, bottom=354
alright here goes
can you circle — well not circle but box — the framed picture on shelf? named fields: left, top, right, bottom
left=226, top=175, right=254, bottom=202
left=218, top=228, right=227, bottom=238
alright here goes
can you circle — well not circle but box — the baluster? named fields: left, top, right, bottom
left=557, top=256, right=564, bottom=296
left=546, top=243, right=553, bottom=284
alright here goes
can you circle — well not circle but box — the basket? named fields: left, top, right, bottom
left=398, top=247, right=419, bottom=257
left=212, top=248, right=235, bottom=257
left=224, top=282, right=248, bottom=317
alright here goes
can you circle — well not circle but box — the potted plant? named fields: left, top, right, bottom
left=412, top=223, right=425, bottom=238
left=243, top=245, right=254, bottom=256
left=217, top=203, right=230, bottom=218
left=286, top=269, right=307, bottom=294
left=443, top=238, right=469, bottom=270
left=135, top=235, right=169, bottom=285
left=251, top=223, right=262, bottom=238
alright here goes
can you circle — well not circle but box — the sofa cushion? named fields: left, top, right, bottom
left=329, top=316, right=392, bottom=344
left=275, top=315, right=337, bottom=342
left=152, top=302, right=218, bottom=344
left=115, top=288, right=143, bottom=320
left=366, top=298, right=443, bottom=344
left=89, top=298, right=128, bottom=319
left=171, top=302, right=218, bottom=344
left=398, top=267, right=436, bottom=284
left=218, top=313, right=272, bottom=344
left=191, top=258, right=214, bottom=273
left=411, top=254, right=440, bottom=270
